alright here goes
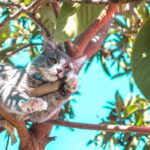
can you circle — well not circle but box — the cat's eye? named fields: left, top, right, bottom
left=64, top=65, right=71, bottom=71
left=49, top=57, right=57, bottom=64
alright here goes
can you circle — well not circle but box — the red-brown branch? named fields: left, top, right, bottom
left=60, top=0, right=145, bottom=4
left=30, top=113, right=59, bottom=139
left=45, top=3, right=118, bottom=146
left=48, top=120, right=150, bottom=135
left=0, top=106, right=29, bottom=145
left=50, top=0, right=60, bottom=17
left=68, top=4, right=118, bottom=58
left=0, top=2, right=130, bottom=150
left=84, top=19, right=111, bottom=58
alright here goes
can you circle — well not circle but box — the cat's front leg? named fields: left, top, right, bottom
left=60, top=75, right=78, bottom=97
left=18, top=97, right=48, bottom=113
left=64, top=75, right=78, bottom=93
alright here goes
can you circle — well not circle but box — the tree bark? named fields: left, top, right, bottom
left=0, top=1, right=118, bottom=150
left=19, top=134, right=46, bottom=150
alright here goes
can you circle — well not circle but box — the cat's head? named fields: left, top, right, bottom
left=27, top=48, right=86, bottom=82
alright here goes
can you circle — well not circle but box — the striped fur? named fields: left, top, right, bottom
left=0, top=48, right=86, bottom=122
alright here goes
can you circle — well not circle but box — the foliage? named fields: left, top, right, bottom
left=85, top=2, right=150, bottom=149
left=1, top=0, right=150, bottom=149
left=132, top=15, right=150, bottom=100
left=87, top=92, right=150, bottom=149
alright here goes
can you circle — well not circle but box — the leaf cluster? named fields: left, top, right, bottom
left=87, top=92, right=150, bottom=149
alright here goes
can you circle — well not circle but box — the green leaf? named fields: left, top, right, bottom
left=115, top=91, right=124, bottom=114
left=112, top=72, right=127, bottom=79
left=137, top=2, right=149, bottom=21
left=53, top=3, right=104, bottom=42
left=0, top=24, right=10, bottom=43
left=18, top=0, right=32, bottom=5
left=131, top=16, right=150, bottom=100
left=129, top=76, right=134, bottom=93
left=135, top=112, right=143, bottom=126
left=37, top=3, right=56, bottom=33
left=124, top=104, right=138, bottom=117
left=100, top=55, right=111, bottom=77
left=84, top=56, right=95, bottom=72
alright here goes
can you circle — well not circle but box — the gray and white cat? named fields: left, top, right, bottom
left=0, top=42, right=86, bottom=123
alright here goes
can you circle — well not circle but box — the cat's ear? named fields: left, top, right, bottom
left=73, top=55, right=87, bottom=72
left=42, top=38, right=57, bottom=54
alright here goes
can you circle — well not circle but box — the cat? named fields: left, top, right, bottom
left=0, top=41, right=86, bottom=123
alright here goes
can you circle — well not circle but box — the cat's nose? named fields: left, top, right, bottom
left=57, top=69, right=62, bottom=73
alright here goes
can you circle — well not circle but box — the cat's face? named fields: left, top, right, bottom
left=27, top=49, right=86, bottom=82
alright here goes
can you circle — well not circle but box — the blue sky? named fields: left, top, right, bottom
left=0, top=51, right=141, bottom=150
left=46, top=57, right=140, bottom=150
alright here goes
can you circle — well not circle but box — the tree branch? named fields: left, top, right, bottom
left=0, top=2, right=20, bottom=7
left=48, top=120, right=150, bottom=135
left=0, top=70, right=62, bottom=148
left=34, top=3, right=118, bottom=146
left=60, top=0, right=147, bottom=4
left=68, top=4, right=118, bottom=58
left=0, top=0, right=41, bottom=30
left=0, top=106, right=29, bottom=145
left=27, top=80, right=61, bottom=97
left=84, top=19, right=111, bottom=58
left=48, top=0, right=60, bottom=17
left=28, top=13, right=51, bottom=38
left=5, top=43, right=42, bottom=58
left=29, top=112, right=59, bottom=147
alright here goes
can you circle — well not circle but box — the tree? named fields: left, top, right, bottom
left=0, top=0, right=150, bottom=150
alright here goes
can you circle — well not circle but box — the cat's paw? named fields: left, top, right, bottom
left=18, top=98, right=48, bottom=113
left=64, top=75, right=78, bottom=93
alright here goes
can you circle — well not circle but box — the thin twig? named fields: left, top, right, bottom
left=0, top=2, right=20, bottom=7
left=0, top=0, right=52, bottom=38
left=61, top=0, right=146, bottom=4
left=48, top=120, right=150, bottom=135
left=7, top=44, right=36, bottom=57
left=0, top=0, right=41, bottom=30
left=27, top=13, right=51, bottom=38
left=5, top=135, right=10, bottom=150
left=3, top=43, right=42, bottom=58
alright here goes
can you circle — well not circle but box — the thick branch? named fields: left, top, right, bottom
left=29, top=112, right=59, bottom=144
left=76, top=4, right=117, bottom=54
left=48, top=120, right=150, bottom=135
left=48, top=0, right=60, bottom=17
left=84, top=19, right=111, bottom=58
left=68, top=4, right=118, bottom=58
left=0, top=106, right=29, bottom=144
left=32, top=4, right=118, bottom=144
left=27, top=80, right=61, bottom=97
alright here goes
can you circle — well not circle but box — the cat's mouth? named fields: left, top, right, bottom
left=48, top=72, right=63, bottom=81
